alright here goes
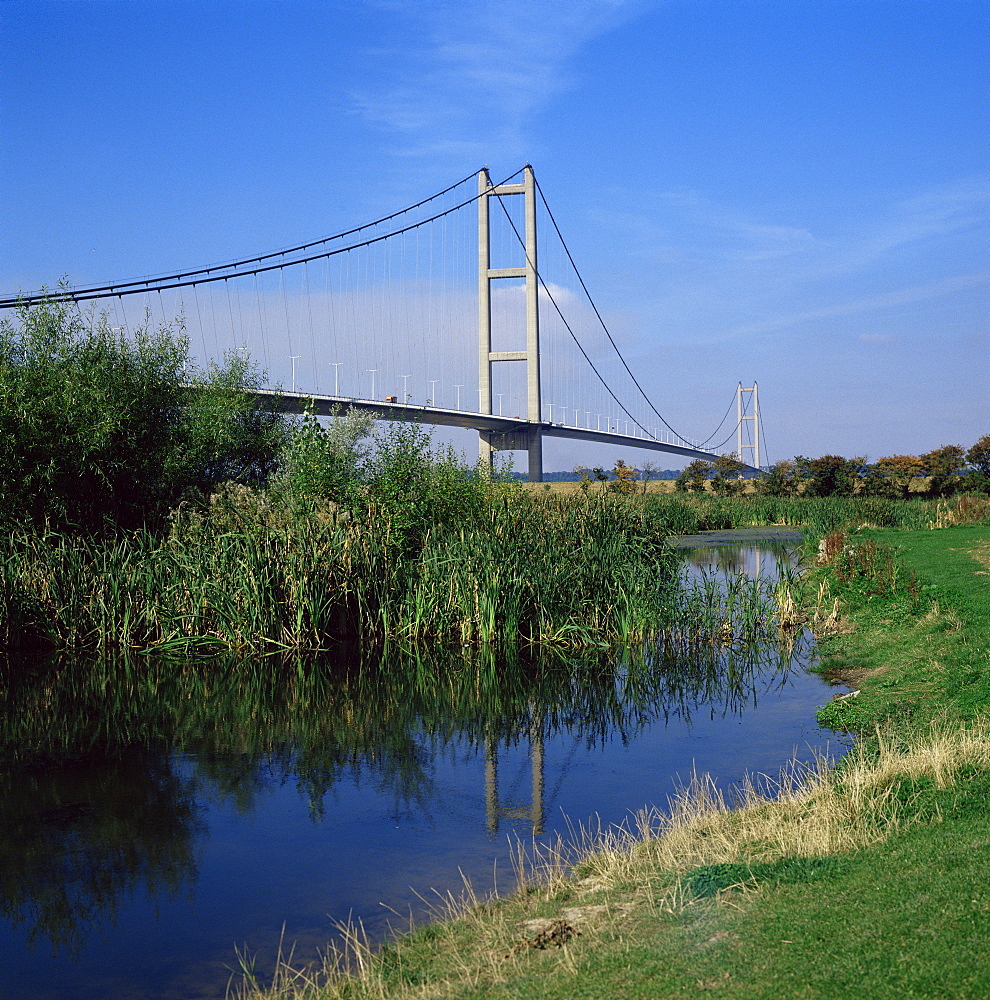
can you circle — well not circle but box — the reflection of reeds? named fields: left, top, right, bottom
left=0, top=636, right=804, bottom=770
left=659, top=568, right=788, bottom=650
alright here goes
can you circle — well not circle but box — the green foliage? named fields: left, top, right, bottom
left=753, top=459, right=801, bottom=497
left=270, top=405, right=373, bottom=510
left=0, top=300, right=284, bottom=532
left=709, top=452, right=746, bottom=495
left=0, top=491, right=692, bottom=650
left=959, top=469, right=990, bottom=495
left=608, top=458, right=637, bottom=494
left=874, top=454, right=924, bottom=499
left=857, top=462, right=897, bottom=497
left=362, top=420, right=494, bottom=547
left=919, top=443, right=967, bottom=497
left=14, top=489, right=967, bottom=653
left=966, top=434, right=990, bottom=476
left=803, top=454, right=861, bottom=497
left=674, top=458, right=712, bottom=493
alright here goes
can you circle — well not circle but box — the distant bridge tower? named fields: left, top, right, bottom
left=477, top=165, right=543, bottom=482
left=737, top=382, right=760, bottom=470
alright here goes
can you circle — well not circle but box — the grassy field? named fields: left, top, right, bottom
left=238, top=515, right=990, bottom=1000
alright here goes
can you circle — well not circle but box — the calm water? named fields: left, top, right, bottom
left=0, top=541, right=846, bottom=1000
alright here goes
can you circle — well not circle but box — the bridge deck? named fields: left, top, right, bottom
left=252, top=389, right=758, bottom=473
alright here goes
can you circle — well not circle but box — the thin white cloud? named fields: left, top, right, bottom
left=593, top=174, right=990, bottom=348
left=639, top=175, right=989, bottom=277
left=352, top=0, right=642, bottom=158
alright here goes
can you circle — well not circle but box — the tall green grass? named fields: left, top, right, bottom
left=5, top=489, right=975, bottom=653
left=0, top=492, right=687, bottom=651
left=639, top=493, right=986, bottom=534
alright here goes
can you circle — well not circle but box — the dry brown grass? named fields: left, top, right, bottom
left=927, top=494, right=990, bottom=529
left=968, top=538, right=990, bottom=572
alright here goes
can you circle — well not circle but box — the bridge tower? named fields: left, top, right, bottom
left=477, top=166, right=543, bottom=482
left=737, top=382, right=761, bottom=470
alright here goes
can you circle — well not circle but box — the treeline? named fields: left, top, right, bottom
left=674, top=445, right=990, bottom=498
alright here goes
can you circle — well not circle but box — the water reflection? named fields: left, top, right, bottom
left=0, top=749, right=201, bottom=957
left=0, top=627, right=804, bottom=960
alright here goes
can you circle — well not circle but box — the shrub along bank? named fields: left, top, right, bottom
left=235, top=511, right=990, bottom=1000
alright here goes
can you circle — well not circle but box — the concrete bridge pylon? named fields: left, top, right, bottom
left=477, top=165, right=544, bottom=482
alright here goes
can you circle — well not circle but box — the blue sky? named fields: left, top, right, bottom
left=2, top=0, right=987, bottom=469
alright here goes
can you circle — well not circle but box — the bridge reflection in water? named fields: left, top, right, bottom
left=485, top=710, right=545, bottom=836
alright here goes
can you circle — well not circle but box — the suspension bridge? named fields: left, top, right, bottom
left=1, top=166, right=762, bottom=481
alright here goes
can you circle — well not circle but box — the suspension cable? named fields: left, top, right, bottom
left=695, top=390, right=738, bottom=447
left=2, top=168, right=523, bottom=309
left=490, top=187, right=654, bottom=439
left=3, top=169, right=485, bottom=307
left=534, top=179, right=703, bottom=445
left=758, top=406, right=771, bottom=469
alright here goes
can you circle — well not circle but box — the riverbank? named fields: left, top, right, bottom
left=238, top=518, right=990, bottom=1000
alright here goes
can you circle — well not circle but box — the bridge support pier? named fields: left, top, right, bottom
left=480, top=425, right=543, bottom=483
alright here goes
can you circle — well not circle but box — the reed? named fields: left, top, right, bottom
left=6, top=473, right=965, bottom=653
left=0, top=491, right=692, bottom=651
left=638, top=493, right=984, bottom=534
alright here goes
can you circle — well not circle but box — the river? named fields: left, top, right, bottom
left=0, top=536, right=847, bottom=999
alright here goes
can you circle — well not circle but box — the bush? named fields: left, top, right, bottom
left=0, top=300, right=285, bottom=532
left=270, top=405, right=373, bottom=512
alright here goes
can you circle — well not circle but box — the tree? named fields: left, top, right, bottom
left=0, top=300, right=286, bottom=532
left=360, top=419, right=491, bottom=547
left=966, top=434, right=990, bottom=476
left=858, top=462, right=896, bottom=497
left=609, top=459, right=637, bottom=494
left=271, top=405, right=374, bottom=509
left=804, top=455, right=858, bottom=497
left=710, top=452, right=746, bottom=495
left=961, top=434, right=990, bottom=493
left=875, top=455, right=924, bottom=500
left=918, top=445, right=966, bottom=497
left=754, top=460, right=800, bottom=497
left=639, top=461, right=660, bottom=494
left=674, top=459, right=712, bottom=493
